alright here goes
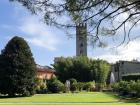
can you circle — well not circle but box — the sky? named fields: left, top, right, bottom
left=0, top=0, right=140, bottom=66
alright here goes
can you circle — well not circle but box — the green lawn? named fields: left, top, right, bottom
left=0, top=92, right=119, bottom=102
left=0, top=92, right=139, bottom=105
left=0, top=103, right=140, bottom=105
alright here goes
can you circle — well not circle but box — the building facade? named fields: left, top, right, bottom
left=76, top=23, right=87, bottom=56
left=36, top=65, right=56, bottom=80
left=112, top=60, right=140, bottom=81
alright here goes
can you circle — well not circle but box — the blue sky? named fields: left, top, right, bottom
left=0, top=0, right=140, bottom=66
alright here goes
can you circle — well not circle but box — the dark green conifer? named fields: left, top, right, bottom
left=0, top=36, right=36, bottom=97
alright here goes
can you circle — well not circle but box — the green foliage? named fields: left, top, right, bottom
left=117, top=81, right=131, bottom=95
left=76, top=82, right=84, bottom=91
left=112, top=80, right=140, bottom=97
left=47, top=78, right=64, bottom=93
left=132, top=80, right=140, bottom=97
left=106, top=70, right=112, bottom=85
left=53, top=57, right=73, bottom=82
left=69, top=78, right=77, bottom=92
left=35, top=79, right=47, bottom=94
left=53, top=57, right=110, bottom=86
left=91, top=60, right=110, bottom=84
left=83, top=81, right=95, bottom=91
left=69, top=78, right=77, bottom=84
left=11, top=0, right=140, bottom=47
left=111, top=82, right=119, bottom=92
left=72, top=57, right=93, bottom=82
left=95, top=83, right=105, bottom=91
left=0, top=36, right=36, bottom=97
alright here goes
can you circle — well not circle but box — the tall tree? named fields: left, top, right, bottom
left=0, top=36, right=36, bottom=97
left=53, top=56, right=110, bottom=83
left=10, top=0, right=140, bottom=46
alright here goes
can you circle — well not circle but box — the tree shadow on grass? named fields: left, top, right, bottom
left=103, top=92, right=121, bottom=101
left=104, top=92, right=140, bottom=103
left=120, top=96, right=140, bottom=103
left=0, top=95, right=31, bottom=99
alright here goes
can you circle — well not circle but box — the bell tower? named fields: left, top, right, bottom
left=76, top=23, right=87, bottom=56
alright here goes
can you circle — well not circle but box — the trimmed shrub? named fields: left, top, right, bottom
left=69, top=78, right=77, bottom=92
left=112, top=80, right=140, bottom=97
left=95, top=83, right=105, bottom=91
left=112, top=82, right=119, bottom=92
left=83, top=81, right=95, bottom=91
left=35, top=79, right=47, bottom=94
left=118, top=81, right=131, bottom=95
left=132, top=80, right=140, bottom=97
left=77, top=82, right=84, bottom=91
left=47, top=78, right=64, bottom=93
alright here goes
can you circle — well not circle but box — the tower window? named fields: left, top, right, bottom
left=80, top=43, right=83, bottom=47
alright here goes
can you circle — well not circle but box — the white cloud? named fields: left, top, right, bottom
left=6, top=3, right=62, bottom=51
left=92, top=12, right=140, bottom=63
left=18, top=15, right=61, bottom=51
left=93, top=39, right=140, bottom=63
left=12, top=3, right=140, bottom=62
left=27, top=37, right=58, bottom=51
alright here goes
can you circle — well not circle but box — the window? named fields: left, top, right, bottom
left=80, top=43, right=83, bottom=47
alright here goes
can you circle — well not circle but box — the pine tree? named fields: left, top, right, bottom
left=0, top=36, right=36, bottom=97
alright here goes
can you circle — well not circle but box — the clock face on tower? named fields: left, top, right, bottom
left=76, top=23, right=87, bottom=56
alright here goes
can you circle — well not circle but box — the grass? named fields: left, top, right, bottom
left=0, top=92, right=120, bottom=102
left=0, top=103, right=140, bottom=105
left=0, top=92, right=139, bottom=105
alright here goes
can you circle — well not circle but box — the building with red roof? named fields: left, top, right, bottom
left=36, top=65, right=56, bottom=80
